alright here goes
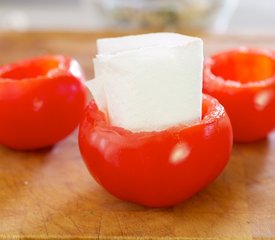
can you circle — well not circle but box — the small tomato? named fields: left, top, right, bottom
left=79, top=94, right=232, bottom=207
left=0, top=55, right=86, bottom=150
left=203, top=48, right=275, bottom=142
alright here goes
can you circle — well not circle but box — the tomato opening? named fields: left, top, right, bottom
left=0, top=58, right=60, bottom=80
left=88, top=94, right=223, bottom=139
left=210, top=50, right=275, bottom=84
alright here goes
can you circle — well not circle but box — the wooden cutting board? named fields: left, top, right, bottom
left=0, top=32, right=275, bottom=239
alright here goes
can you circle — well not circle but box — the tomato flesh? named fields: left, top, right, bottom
left=79, top=94, right=233, bottom=207
left=0, top=55, right=87, bottom=150
left=203, top=48, right=275, bottom=142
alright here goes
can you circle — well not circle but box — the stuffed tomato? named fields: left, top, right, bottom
left=79, top=94, right=233, bottom=207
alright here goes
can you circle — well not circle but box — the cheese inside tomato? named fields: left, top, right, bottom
left=88, top=33, right=203, bottom=132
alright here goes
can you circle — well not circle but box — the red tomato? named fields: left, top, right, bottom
left=79, top=94, right=233, bottom=207
left=203, top=48, right=275, bottom=142
left=0, top=55, right=86, bottom=150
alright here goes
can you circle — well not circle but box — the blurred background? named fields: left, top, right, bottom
left=0, top=0, right=274, bottom=35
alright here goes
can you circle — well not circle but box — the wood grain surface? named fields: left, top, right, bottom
left=0, top=31, right=275, bottom=239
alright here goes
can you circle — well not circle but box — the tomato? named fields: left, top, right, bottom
left=78, top=94, right=233, bottom=207
left=0, top=55, right=87, bottom=150
left=203, top=48, right=275, bottom=142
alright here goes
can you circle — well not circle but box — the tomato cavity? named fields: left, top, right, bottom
left=210, top=50, right=275, bottom=84
left=0, top=58, right=60, bottom=80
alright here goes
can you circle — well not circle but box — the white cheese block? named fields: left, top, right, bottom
left=86, top=77, right=107, bottom=113
left=97, top=32, right=201, bottom=55
left=89, top=33, right=203, bottom=132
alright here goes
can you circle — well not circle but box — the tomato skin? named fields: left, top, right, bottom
left=203, top=48, right=275, bottom=142
left=79, top=94, right=232, bottom=207
left=0, top=55, right=87, bottom=150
